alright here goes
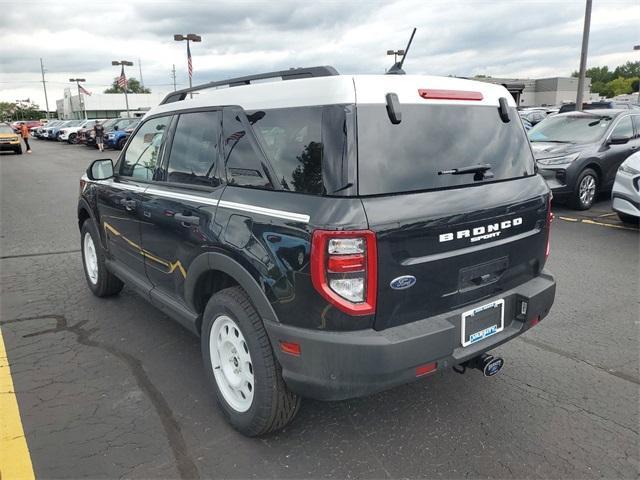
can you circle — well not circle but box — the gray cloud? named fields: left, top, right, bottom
left=1, top=0, right=638, bottom=107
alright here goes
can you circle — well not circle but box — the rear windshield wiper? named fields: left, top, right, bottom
left=439, top=164, right=492, bottom=176
left=438, top=164, right=494, bottom=181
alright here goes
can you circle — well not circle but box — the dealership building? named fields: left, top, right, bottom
left=56, top=88, right=165, bottom=119
left=471, top=76, right=595, bottom=107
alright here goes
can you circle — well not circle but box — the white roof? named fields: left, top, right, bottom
left=145, top=74, right=515, bottom=118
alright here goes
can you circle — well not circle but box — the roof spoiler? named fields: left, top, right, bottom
left=160, top=66, right=339, bottom=105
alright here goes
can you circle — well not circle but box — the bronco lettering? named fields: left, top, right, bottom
left=439, top=217, right=523, bottom=243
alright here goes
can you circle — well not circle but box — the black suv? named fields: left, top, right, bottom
left=78, top=67, right=556, bottom=436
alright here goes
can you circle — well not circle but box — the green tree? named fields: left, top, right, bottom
left=613, top=61, right=640, bottom=78
left=608, top=76, right=636, bottom=96
left=572, top=66, right=613, bottom=84
left=104, top=77, right=151, bottom=94
left=591, top=81, right=615, bottom=98
left=0, top=101, right=15, bottom=121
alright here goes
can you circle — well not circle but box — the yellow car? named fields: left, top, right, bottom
left=0, top=123, right=22, bottom=154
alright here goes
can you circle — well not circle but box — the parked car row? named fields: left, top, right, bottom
left=30, top=117, right=140, bottom=150
left=528, top=108, right=640, bottom=222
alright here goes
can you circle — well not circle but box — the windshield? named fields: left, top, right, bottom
left=357, top=104, right=535, bottom=195
left=0, top=125, right=15, bottom=134
left=528, top=114, right=612, bottom=144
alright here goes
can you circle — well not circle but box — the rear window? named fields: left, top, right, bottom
left=357, top=104, right=535, bottom=195
left=241, top=105, right=351, bottom=195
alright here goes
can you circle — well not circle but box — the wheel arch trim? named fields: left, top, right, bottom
left=185, top=252, right=280, bottom=329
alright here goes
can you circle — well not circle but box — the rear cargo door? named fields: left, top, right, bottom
left=355, top=101, right=550, bottom=330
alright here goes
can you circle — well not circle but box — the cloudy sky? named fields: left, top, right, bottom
left=1, top=0, right=639, bottom=108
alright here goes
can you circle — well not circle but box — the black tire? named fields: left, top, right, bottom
left=116, top=137, right=127, bottom=150
left=570, top=168, right=599, bottom=210
left=80, top=220, right=124, bottom=297
left=617, top=212, right=639, bottom=225
left=201, top=286, right=300, bottom=436
left=68, top=133, right=77, bottom=144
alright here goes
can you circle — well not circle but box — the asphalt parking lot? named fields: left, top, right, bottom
left=1, top=139, right=638, bottom=479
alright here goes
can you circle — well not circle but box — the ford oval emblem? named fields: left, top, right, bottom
left=390, top=275, right=416, bottom=290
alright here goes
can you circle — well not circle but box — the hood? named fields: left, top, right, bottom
left=530, top=141, right=592, bottom=161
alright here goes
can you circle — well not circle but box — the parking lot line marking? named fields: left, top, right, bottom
left=598, top=213, right=617, bottom=217
left=557, top=216, right=579, bottom=222
left=0, top=328, right=35, bottom=480
left=581, top=219, right=637, bottom=231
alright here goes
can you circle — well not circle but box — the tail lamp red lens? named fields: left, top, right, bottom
left=311, top=230, right=377, bottom=316
left=418, top=89, right=484, bottom=101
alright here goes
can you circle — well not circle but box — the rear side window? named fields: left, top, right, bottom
left=121, top=116, right=171, bottom=181
left=222, top=108, right=273, bottom=189
left=248, top=107, right=324, bottom=194
left=357, top=104, right=535, bottom=195
left=166, top=111, right=221, bottom=187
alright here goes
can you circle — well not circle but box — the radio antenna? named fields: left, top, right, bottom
left=387, top=28, right=417, bottom=75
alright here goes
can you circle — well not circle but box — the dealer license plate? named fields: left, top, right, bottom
left=461, top=299, right=504, bottom=347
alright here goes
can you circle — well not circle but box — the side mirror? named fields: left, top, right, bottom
left=87, top=159, right=114, bottom=180
left=608, top=135, right=631, bottom=145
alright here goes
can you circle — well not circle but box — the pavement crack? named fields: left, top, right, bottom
left=517, top=336, right=640, bottom=386
left=1, top=314, right=200, bottom=479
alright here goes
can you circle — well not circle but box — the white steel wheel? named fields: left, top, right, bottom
left=210, top=315, right=254, bottom=413
left=83, top=232, right=99, bottom=285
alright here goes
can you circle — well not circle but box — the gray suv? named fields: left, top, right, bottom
left=530, top=110, right=640, bottom=209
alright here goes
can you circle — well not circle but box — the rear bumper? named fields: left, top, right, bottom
left=266, top=272, right=556, bottom=401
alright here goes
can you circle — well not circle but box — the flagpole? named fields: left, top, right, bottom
left=112, top=61, right=133, bottom=118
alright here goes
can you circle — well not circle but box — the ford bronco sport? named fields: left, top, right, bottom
left=78, top=66, right=556, bottom=436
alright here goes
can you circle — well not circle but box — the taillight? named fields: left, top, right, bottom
left=545, top=195, right=553, bottom=260
left=311, top=230, right=377, bottom=315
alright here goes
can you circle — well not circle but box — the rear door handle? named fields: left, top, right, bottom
left=174, top=213, right=200, bottom=226
left=120, top=199, right=136, bottom=210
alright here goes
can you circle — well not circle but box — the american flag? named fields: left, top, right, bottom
left=187, top=41, right=193, bottom=80
left=79, top=84, right=92, bottom=96
left=225, top=131, right=245, bottom=144
left=117, top=65, right=128, bottom=90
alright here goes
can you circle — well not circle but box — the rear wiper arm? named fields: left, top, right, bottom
left=438, top=164, right=493, bottom=177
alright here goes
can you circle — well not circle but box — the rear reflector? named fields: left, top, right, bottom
left=415, top=362, right=437, bottom=377
left=418, top=89, right=484, bottom=101
left=280, top=341, right=301, bottom=357
left=530, top=316, right=541, bottom=327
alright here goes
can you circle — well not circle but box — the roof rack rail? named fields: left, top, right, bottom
left=160, top=65, right=339, bottom=105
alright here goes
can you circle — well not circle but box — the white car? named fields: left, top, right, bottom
left=612, top=151, right=640, bottom=224
left=59, top=119, right=105, bottom=144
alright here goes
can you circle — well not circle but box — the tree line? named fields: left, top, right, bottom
left=571, top=61, right=640, bottom=98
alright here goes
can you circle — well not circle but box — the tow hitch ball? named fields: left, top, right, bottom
left=453, top=353, right=504, bottom=377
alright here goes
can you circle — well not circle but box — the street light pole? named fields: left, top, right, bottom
left=69, top=78, right=87, bottom=120
left=112, top=60, right=134, bottom=118
left=575, top=0, right=592, bottom=112
left=174, top=33, right=202, bottom=98
left=40, top=58, right=50, bottom=120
